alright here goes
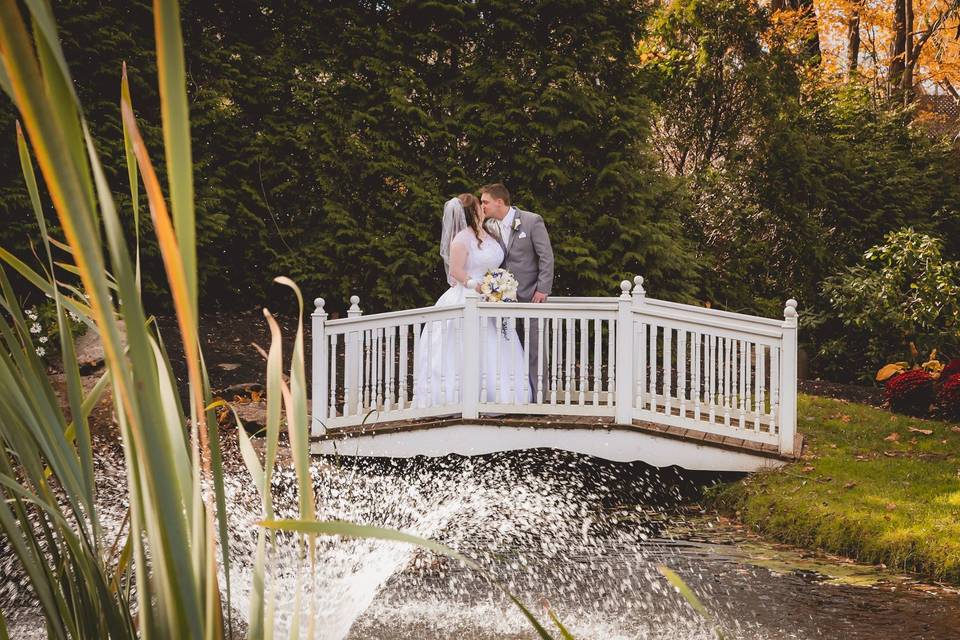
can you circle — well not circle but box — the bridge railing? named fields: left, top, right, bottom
left=311, top=276, right=798, bottom=455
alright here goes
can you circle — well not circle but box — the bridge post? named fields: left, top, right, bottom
left=615, top=280, right=635, bottom=425
left=344, top=295, right=362, bottom=414
left=779, top=299, right=799, bottom=456
left=462, top=280, right=480, bottom=419
left=312, top=298, right=328, bottom=436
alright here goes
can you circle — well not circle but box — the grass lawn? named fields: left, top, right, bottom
left=709, top=394, right=960, bottom=584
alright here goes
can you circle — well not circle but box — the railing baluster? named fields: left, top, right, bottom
left=606, top=318, right=615, bottom=406
left=494, top=314, right=502, bottom=404
left=693, top=331, right=701, bottom=422
left=664, top=326, right=673, bottom=415
left=412, top=322, right=421, bottom=409
left=678, top=330, right=687, bottom=418
left=398, top=324, right=408, bottom=410
left=362, top=329, right=370, bottom=412
left=375, top=328, right=383, bottom=411
left=770, top=345, right=780, bottom=434
left=523, top=316, right=531, bottom=404
left=723, top=336, right=731, bottom=427
left=707, top=333, right=717, bottom=424
left=479, top=318, right=488, bottom=404
left=329, top=334, right=338, bottom=419
left=636, top=321, right=645, bottom=410
left=564, top=317, right=573, bottom=405
left=760, top=343, right=767, bottom=430
left=593, top=318, right=601, bottom=406
left=440, top=318, right=448, bottom=405
left=425, top=321, right=433, bottom=408
left=537, top=317, right=546, bottom=404
left=454, top=318, right=462, bottom=404
left=739, top=339, right=747, bottom=429
left=550, top=317, right=559, bottom=405
left=343, top=332, right=353, bottom=417
left=578, top=318, right=588, bottom=405
left=754, top=340, right=761, bottom=430
left=648, top=324, right=657, bottom=412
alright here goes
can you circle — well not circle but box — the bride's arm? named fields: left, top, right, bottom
left=448, top=237, right=470, bottom=287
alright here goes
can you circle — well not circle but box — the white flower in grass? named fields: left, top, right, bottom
left=35, top=347, right=46, bottom=357
left=39, top=336, right=48, bottom=344
left=68, top=310, right=81, bottom=323
left=30, top=322, right=42, bottom=334
left=26, top=307, right=38, bottom=321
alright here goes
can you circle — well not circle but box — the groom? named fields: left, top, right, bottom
left=480, top=183, right=554, bottom=397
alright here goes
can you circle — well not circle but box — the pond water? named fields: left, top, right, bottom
left=3, top=448, right=959, bottom=639
left=233, top=451, right=960, bottom=640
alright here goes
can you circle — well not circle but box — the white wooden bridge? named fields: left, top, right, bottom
left=310, top=277, right=801, bottom=472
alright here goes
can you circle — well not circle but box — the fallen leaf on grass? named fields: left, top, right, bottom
left=829, top=443, right=838, bottom=449
left=840, top=415, right=852, bottom=423
left=884, top=432, right=900, bottom=442
left=801, top=466, right=815, bottom=473
left=843, top=482, right=857, bottom=489
left=951, top=426, right=960, bottom=434
left=250, top=389, right=262, bottom=403
left=908, top=427, right=933, bottom=435
left=885, top=503, right=897, bottom=511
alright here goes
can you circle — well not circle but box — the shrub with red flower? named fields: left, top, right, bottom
left=883, top=369, right=935, bottom=416
left=940, top=359, right=960, bottom=380
left=936, top=374, right=960, bottom=419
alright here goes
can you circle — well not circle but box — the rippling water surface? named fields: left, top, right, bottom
left=4, top=446, right=959, bottom=639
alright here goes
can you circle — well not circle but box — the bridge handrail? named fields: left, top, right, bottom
left=311, top=276, right=799, bottom=457
left=550, top=292, right=784, bottom=328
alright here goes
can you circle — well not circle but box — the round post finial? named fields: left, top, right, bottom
left=783, top=298, right=798, bottom=326
left=314, top=297, right=326, bottom=313
left=619, top=279, right=632, bottom=299
left=465, top=279, right=479, bottom=297
left=632, top=275, right=646, bottom=301
left=348, top=295, right=362, bottom=317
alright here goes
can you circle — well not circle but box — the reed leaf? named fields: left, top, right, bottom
left=120, top=62, right=140, bottom=289
left=153, top=0, right=196, bottom=308
left=657, top=565, right=726, bottom=640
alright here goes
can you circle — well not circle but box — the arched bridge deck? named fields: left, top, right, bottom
left=310, top=277, right=801, bottom=472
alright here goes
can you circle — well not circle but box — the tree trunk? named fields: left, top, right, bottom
left=889, top=0, right=907, bottom=98
left=794, top=0, right=822, bottom=64
left=847, top=5, right=861, bottom=75
left=770, top=0, right=821, bottom=64
left=902, top=0, right=914, bottom=103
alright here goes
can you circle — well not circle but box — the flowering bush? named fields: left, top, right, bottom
left=936, top=374, right=960, bottom=419
left=24, top=300, right=87, bottom=364
left=940, top=359, right=960, bottom=380
left=883, top=368, right=935, bottom=416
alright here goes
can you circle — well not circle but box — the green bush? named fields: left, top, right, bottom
left=823, top=228, right=960, bottom=380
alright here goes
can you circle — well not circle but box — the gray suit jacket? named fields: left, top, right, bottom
left=485, top=208, right=554, bottom=302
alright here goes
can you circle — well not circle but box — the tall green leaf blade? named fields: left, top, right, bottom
left=153, top=0, right=196, bottom=310
left=121, top=62, right=141, bottom=289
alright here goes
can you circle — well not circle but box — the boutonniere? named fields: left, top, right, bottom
left=512, top=218, right=521, bottom=231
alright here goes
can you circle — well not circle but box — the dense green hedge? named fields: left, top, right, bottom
left=0, top=0, right=696, bottom=315
left=3, top=0, right=959, bottom=380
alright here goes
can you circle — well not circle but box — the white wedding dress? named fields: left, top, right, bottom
left=413, top=229, right=531, bottom=408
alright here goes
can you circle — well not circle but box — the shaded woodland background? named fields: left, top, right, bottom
left=2, top=0, right=959, bottom=381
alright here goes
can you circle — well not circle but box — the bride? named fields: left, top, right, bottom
left=413, top=194, right=531, bottom=408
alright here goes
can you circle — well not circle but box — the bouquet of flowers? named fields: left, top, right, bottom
left=479, top=268, right=519, bottom=303
left=478, top=268, right=519, bottom=339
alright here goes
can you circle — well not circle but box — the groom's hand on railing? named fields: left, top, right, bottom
left=532, top=291, right=548, bottom=303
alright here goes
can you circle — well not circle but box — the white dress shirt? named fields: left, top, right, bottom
left=499, top=207, right=517, bottom=247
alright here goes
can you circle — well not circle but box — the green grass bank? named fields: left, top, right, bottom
left=709, top=394, right=960, bottom=584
